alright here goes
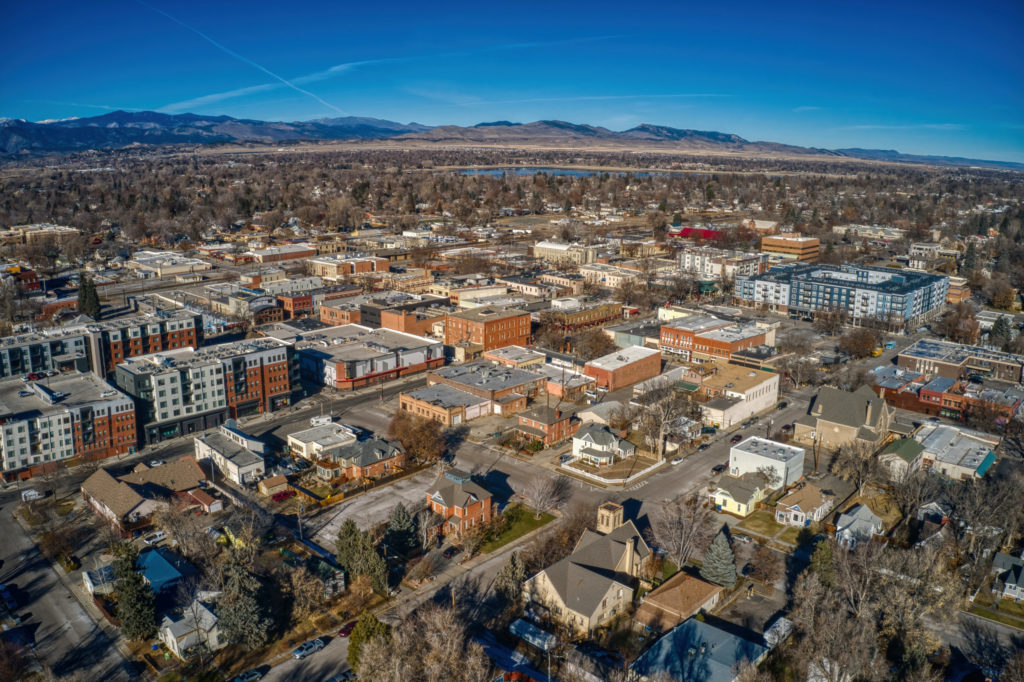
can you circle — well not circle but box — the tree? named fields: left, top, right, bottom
left=990, top=314, right=1014, bottom=349
left=573, top=328, right=616, bottom=361
left=649, top=494, right=713, bottom=570
left=700, top=530, right=737, bottom=587
left=77, top=274, right=101, bottom=319
left=837, top=328, right=879, bottom=359
left=385, top=503, right=417, bottom=556
left=962, top=242, right=978, bottom=272
left=288, top=564, right=325, bottom=624
left=113, top=543, right=157, bottom=641
left=217, top=550, right=270, bottom=650
left=990, top=281, right=1017, bottom=310
left=748, top=545, right=782, bottom=585
left=518, top=474, right=571, bottom=519
left=808, top=539, right=835, bottom=587
left=335, top=519, right=389, bottom=593
left=494, top=551, right=526, bottom=607
left=348, top=611, right=390, bottom=671
left=830, top=443, right=878, bottom=497
left=387, top=412, right=445, bottom=461
left=755, top=465, right=782, bottom=490
left=635, top=380, right=698, bottom=460
left=813, top=306, right=849, bottom=336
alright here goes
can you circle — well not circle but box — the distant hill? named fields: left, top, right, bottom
left=2, top=110, right=1021, bottom=171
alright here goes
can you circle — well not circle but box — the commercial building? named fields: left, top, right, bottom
left=127, top=251, right=213, bottom=278
left=400, top=384, right=492, bottom=426
left=760, top=235, right=820, bottom=262
left=357, top=292, right=449, bottom=329
left=897, top=338, right=1024, bottom=383
left=914, top=423, right=999, bottom=480
left=0, top=373, right=136, bottom=477
left=578, top=263, right=642, bottom=289
left=584, top=346, right=662, bottom=391
left=736, top=263, right=948, bottom=331
left=426, top=360, right=545, bottom=406
left=697, top=362, right=779, bottom=428
left=729, top=436, right=805, bottom=487
left=287, top=420, right=358, bottom=461
left=481, top=345, right=546, bottom=369
left=659, top=315, right=774, bottom=362
left=115, top=338, right=296, bottom=443
left=193, top=420, right=266, bottom=485
left=295, top=324, right=443, bottom=390
left=542, top=298, right=622, bottom=331
left=249, top=244, right=317, bottom=263
left=444, top=306, right=531, bottom=351
left=539, top=272, right=586, bottom=295
left=678, top=246, right=769, bottom=281
left=832, top=224, right=907, bottom=242
left=305, top=254, right=390, bottom=280
left=532, top=240, right=602, bottom=265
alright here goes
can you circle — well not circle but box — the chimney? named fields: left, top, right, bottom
left=865, top=400, right=873, bottom=425
left=555, top=409, right=562, bottom=420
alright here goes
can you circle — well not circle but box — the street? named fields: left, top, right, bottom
left=260, top=635, right=351, bottom=682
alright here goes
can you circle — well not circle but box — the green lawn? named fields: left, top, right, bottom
left=481, top=506, right=554, bottom=553
left=969, top=605, right=1024, bottom=630
left=777, top=527, right=801, bottom=546
left=736, top=510, right=784, bottom=538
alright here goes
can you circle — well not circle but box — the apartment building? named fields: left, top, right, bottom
left=85, top=311, right=203, bottom=377
left=832, top=224, right=907, bottom=242
left=444, top=306, right=531, bottom=351
left=0, top=328, right=91, bottom=379
left=584, top=346, right=662, bottom=391
left=678, top=246, right=769, bottom=281
left=760, top=235, right=820, bottom=262
left=736, top=263, right=948, bottom=331
left=543, top=298, right=622, bottom=331
left=0, top=373, right=136, bottom=477
left=115, top=338, right=296, bottom=443
left=898, top=338, right=1024, bottom=383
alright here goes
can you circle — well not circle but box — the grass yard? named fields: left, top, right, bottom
left=736, top=510, right=784, bottom=538
left=777, top=526, right=802, bottom=546
left=481, top=505, right=554, bottom=554
left=970, top=604, right=1024, bottom=630
left=566, top=454, right=659, bottom=480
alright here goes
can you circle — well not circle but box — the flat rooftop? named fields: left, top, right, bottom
left=732, top=436, right=805, bottom=462
left=447, top=306, right=528, bottom=322
left=900, top=338, right=1024, bottom=367
left=288, top=422, right=358, bottom=448
left=431, top=361, right=541, bottom=392
left=118, top=338, right=289, bottom=375
left=404, top=384, right=485, bottom=409
left=484, top=345, right=545, bottom=365
left=0, top=372, right=130, bottom=418
left=586, top=345, right=662, bottom=371
left=663, top=315, right=731, bottom=333
left=698, top=324, right=765, bottom=343
left=702, top=362, right=775, bottom=392
left=294, top=324, right=438, bottom=353
left=915, top=424, right=998, bottom=474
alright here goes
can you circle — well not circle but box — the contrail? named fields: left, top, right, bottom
left=139, top=1, right=345, bottom=114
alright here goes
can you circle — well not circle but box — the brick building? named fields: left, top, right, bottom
left=306, top=254, right=390, bottom=280
left=515, top=406, right=580, bottom=446
left=444, top=306, right=531, bottom=351
left=380, top=307, right=447, bottom=338
left=760, top=235, right=820, bottom=262
left=425, top=470, right=495, bottom=537
left=584, top=346, right=663, bottom=391
left=542, top=298, right=622, bottom=331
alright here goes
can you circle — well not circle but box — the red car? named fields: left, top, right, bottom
left=730, top=434, right=743, bottom=444
left=338, top=620, right=358, bottom=637
left=271, top=490, right=296, bottom=502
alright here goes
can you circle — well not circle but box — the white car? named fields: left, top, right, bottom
left=143, top=531, right=167, bottom=545
left=292, top=638, right=325, bottom=659
left=148, top=459, right=165, bottom=467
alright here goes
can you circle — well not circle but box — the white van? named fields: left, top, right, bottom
left=21, top=489, right=43, bottom=502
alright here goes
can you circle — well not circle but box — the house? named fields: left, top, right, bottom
left=878, top=438, right=925, bottom=481
left=286, top=420, right=358, bottom=461
left=138, top=547, right=197, bottom=595
left=992, top=553, right=1024, bottom=602
left=835, top=504, right=883, bottom=548
left=793, top=385, right=893, bottom=450
left=314, top=438, right=407, bottom=482
left=258, top=474, right=289, bottom=496
left=193, top=420, right=266, bottom=485
left=159, top=600, right=225, bottom=660
left=425, top=470, right=495, bottom=537
left=709, top=473, right=771, bottom=517
left=583, top=346, right=662, bottom=391
left=729, top=437, right=804, bottom=487
left=570, top=424, right=636, bottom=467
left=630, top=617, right=768, bottom=682
left=774, top=484, right=833, bottom=527
left=515, top=406, right=580, bottom=447
left=524, top=502, right=651, bottom=635
left=633, top=573, right=722, bottom=633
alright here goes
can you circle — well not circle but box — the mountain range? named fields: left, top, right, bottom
left=1, top=110, right=1020, bottom=171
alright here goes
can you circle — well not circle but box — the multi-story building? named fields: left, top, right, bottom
left=295, top=324, right=444, bottom=390
left=444, top=306, right=531, bottom=351
left=538, top=272, right=586, bottom=295
left=678, top=246, right=769, bottom=281
left=84, top=311, right=203, bottom=377
left=946, top=277, right=971, bottom=304
left=898, top=338, right=1024, bottom=383
left=306, top=254, right=390, bottom=280
left=249, top=244, right=317, bottom=263
left=379, top=307, right=448, bottom=338
left=832, top=224, right=907, bottom=242
left=0, top=373, right=136, bottom=477
left=584, top=346, right=662, bottom=391
left=532, top=240, right=602, bottom=265
left=542, top=298, right=622, bottom=331
left=193, top=421, right=266, bottom=485
left=760, top=235, right=820, bottom=262
left=729, top=437, right=805, bottom=487
left=358, top=292, right=449, bottom=329
left=577, top=263, right=642, bottom=289
left=659, top=315, right=774, bottom=362
left=0, top=328, right=91, bottom=379
left=697, top=362, right=779, bottom=428
left=736, top=263, right=948, bottom=331
left=426, top=360, right=545, bottom=404
left=115, top=338, right=296, bottom=443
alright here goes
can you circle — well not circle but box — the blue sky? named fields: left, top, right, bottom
left=2, top=0, right=1023, bottom=161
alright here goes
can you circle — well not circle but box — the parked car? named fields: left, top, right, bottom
left=928, top=417, right=941, bottom=423
left=671, top=456, right=684, bottom=465
left=0, top=584, right=16, bottom=611
left=338, top=620, right=358, bottom=637
left=230, top=671, right=263, bottom=682
left=700, top=426, right=717, bottom=435
left=26, top=372, right=43, bottom=381
left=272, top=490, right=296, bottom=502
left=325, top=673, right=356, bottom=682
left=733, top=533, right=753, bottom=544
left=442, top=546, right=460, bottom=559
left=292, top=638, right=325, bottom=660
left=730, top=434, right=743, bottom=444
left=781, top=424, right=792, bottom=432
left=143, top=531, right=167, bottom=545
left=711, top=464, right=727, bottom=475
left=697, top=443, right=711, bottom=452
left=777, top=402, right=788, bottom=410
left=148, top=459, right=165, bottom=468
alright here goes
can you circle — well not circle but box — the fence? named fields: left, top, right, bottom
left=560, top=457, right=666, bottom=486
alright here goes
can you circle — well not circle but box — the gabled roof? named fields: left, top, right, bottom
left=713, top=473, right=769, bottom=504
left=880, top=438, right=925, bottom=464
left=776, top=483, right=831, bottom=513
left=81, top=468, right=145, bottom=519
left=631, top=618, right=768, bottom=682
left=428, top=477, right=492, bottom=510
left=120, top=456, right=206, bottom=495
left=575, top=424, right=622, bottom=448
left=334, top=438, right=403, bottom=467
left=807, top=385, right=888, bottom=430
left=633, top=573, right=722, bottom=631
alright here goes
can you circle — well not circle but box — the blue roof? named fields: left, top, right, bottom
left=975, top=451, right=997, bottom=477
left=921, top=376, right=956, bottom=393
left=137, top=548, right=189, bottom=592
left=631, top=618, right=767, bottom=682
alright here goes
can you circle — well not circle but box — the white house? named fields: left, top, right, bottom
left=729, top=437, right=805, bottom=487
left=159, top=600, right=224, bottom=660
left=571, top=425, right=636, bottom=467
left=193, top=420, right=266, bottom=485
left=774, top=484, right=834, bottom=527
left=835, top=505, right=883, bottom=548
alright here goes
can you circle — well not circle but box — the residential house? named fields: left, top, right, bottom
left=793, top=385, right=893, bottom=450
left=313, top=437, right=406, bottom=482
left=878, top=438, right=925, bottom=481
left=774, top=484, right=833, bottom=527
left=709, top=473, right=770, bottom=518
left=633, top=573, right=722, bottom=633
left=630, top=617, right=768, bottom=682
left=159, top=600, right=225, bottom=660
left=286, top=421, right=358, bottom=461
left=729, top=437, right=805, bottom=487
left=424, top=470, right=495, bottom=537
left=835, top=504, right=883, bottom=548
left=570, top=424, right=636, bottom=467
left=575, top=400, right=624, bottom=427
left=524, top=502, right=651, bottom=636
left=515, top=406, right=580, bottom=447
left=992, top=553, right=1024, bottom=602
left=138, top=547, right=197, bottom=595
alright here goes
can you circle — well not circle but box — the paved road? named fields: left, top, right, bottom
left=0, top=502, right=136, bottom=680
left=261, top=635, right=351, bottom=682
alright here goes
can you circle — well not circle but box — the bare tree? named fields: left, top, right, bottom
left=648, top=494, right=713, bottom=570
left=830, top=442, right=880, bottom=497
left=756, top=465, right=782, bottom=490
left=287, top=564, right=325, bottom=624
left=518, top=474, right=572, bottom=520
left=636, top=379, right=697, bottom=460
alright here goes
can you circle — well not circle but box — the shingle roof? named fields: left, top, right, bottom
left=120, top=456, right=206, bottom=494
left=631, top=618, right=767, bottom=682
left=81, top=468, right=144, bottom=519
left=807, top=385, right=887, bottom=430
left=633, top=573, right=722, bottom=631
left=429, top=478, right=492, bottom=510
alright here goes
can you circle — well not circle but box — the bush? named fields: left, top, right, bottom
left=525, top=439, right=544, bottom=453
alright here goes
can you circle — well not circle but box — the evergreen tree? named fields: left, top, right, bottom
left=990, top=315, right=1013, bottom=350
left=962, top=242, right=978, bottom=272
left=386, top=503, right=416, bottom=555
left=335, top=519, right=363, bottom=573
left=217, top=552, right=270, bottom=650
left=348, top=611, right=389, bottom=671
left=113, top=544, right=156, bottom=641
left=700, top=531, right=737, bottom=587
left=494, top=551, right=526, bottom=607
left=336, top=519, right=388, bottom=594
left=77, top=274, right=101, bottom=319
left=809, top=540, right=835, bottom=587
